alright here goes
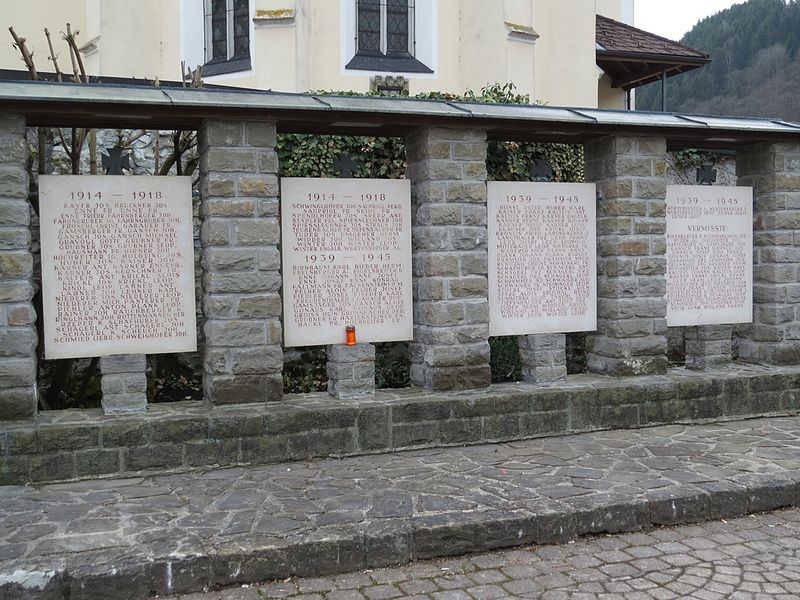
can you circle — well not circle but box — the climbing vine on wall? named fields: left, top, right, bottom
left=277, top=83, right=584, bottom=183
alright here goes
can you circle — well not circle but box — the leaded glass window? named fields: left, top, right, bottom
left=358, top=0, right=381, bottom=54
left=204, top=0, right=250, bottom=66
left=357, top=0, right=414, bottom=57
left=233, top=0, right=250, bottom=58
left=210, top=0, right=228, bottom=61
left=386, top=0, right=409, bottom=55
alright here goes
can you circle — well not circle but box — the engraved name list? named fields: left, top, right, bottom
left=281, top=178, right=413, bottom=347
left=666, top=184, right=753, bottom=326
left=39, top=176, right=197, bottom=359
left=488, top=181, right=597, bottom=336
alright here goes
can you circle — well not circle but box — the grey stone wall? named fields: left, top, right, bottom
left=405, top=128, right=491, bottom=390
left=2, top=364, right=799, bottom=485
left=685, top=325, right=732, bottom=371
left=519, top=334, right=567, bottom=383
left=327, top=343, right=375, bottom=400
left=100, top=354, right=148, bottom=414
left=0, top=114, right=37, bottom=420
left=737, top=142, right=800, bottom=365
left=585, top=135, right=668, bottom=376
left=198, top=120, right=283, bottom=404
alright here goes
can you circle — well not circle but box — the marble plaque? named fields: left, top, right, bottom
left=281, top=177, right=412, bottom=347
left=488, top=181, right=597, bottom=336
left=666, top=185, right=753, bottom=326
left=39, top=175, right=197, bottom=359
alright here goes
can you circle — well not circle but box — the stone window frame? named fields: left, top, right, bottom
left=345, top=0, right=433, bottom=74
left=203, top=0, right=252, bottom=76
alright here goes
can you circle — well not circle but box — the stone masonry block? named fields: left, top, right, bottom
left=244, top=121, right=277, bottom=148
left=204, top=320, right=267, bottom=346
left=203, top=198, right=256, bottom=218
left=328, top=344, right=376, bottom=363
left=205, top=147, right=257, bottom=172
left=327, top=343, right=376, bottom=400
left=519, top=334, right=567, bottom=383
left=201, top=220, right=232, bottom=246
left=237, top=294, right=282, bottom=318
left=0, top=252, right=33, bottom=278
left=203, top=270, right=282, bottom=294
left=202, top=120, right=244, bottom=147
left=102, top=393, right=147, bottom=415
left=238, top=174, right=279, bottom=198
left=0, top=386, right=36, bottom=420
left=229, top=346, right=283, bottom=375
left=234, top=219, right=280, bottom=245
left=100, top=354, right=146, bottom=374
left=0, top=166, right=28, bottom=199
left=0, top=200, right=31, bottom=227
left=0, top=327, right=36, bottom=357
left=0, top=228, right=31, bottom=251
left=202, top=248, right=257, bottom=271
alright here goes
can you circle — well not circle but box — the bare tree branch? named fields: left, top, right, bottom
left=44, top=28, right=63, bottom=82
left=63, top=24, right=81, bottom=83
left=8, top=27, right=38, bottom=79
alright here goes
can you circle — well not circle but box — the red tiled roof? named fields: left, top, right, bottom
left=596, top=15, right=710, bottom=90
left=596, top=15, right=709, bottom=59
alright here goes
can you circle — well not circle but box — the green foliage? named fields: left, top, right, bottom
left=489, top=336, right=523, bottom=383
left=278, top=83, right=584, bottom=182
left=375, top=342, right=410, bottom=388
left=637, top=0, right=800, bottom=120
left=277, top=135, right=406, bottom=179
left=672, top=149, right=704, bottom=170
left=283, top=347, right=328, bottom=393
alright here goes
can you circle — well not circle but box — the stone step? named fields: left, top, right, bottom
left=3, top=364, right=800, bottom=486
left=2, top=415, right=799, bottom=599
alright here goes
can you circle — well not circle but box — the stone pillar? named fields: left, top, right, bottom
left=0, top=114, right=37, bottom=420
left=405, top=128, right=490, bottom=391
left=684, top=325, right=732, bottom=370
left=100, top=354, right=147, bottom=414
left=518, top=334, right=567, bottom=383
left=199, top=120, right=283, bottom=404
left=585, top=135, right=668, bottom=376
left=737, top=142, right=800, bottom=364
left=327, top=343, right=375, bottom=400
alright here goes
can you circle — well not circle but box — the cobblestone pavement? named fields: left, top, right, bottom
left=2, top=416, right=800, bottom=597
left=166, top=508, right=800, bottom=600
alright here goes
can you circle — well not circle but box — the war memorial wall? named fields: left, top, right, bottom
left=33, top=162, right=754, bottom=403
left=1, top=85, right=800, bottom=483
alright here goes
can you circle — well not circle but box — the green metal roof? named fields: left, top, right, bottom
left=1, top=80, right=798, bottom=149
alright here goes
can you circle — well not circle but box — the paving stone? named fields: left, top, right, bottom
left=3, top=416, right=800, bottom=598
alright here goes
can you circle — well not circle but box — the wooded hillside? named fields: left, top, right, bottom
left=636, top=0, right=800, bottom=121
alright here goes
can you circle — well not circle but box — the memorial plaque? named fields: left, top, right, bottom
left=39, top=175, right=197, bottom=359
left=666, top=185, right=753, bottom=326
left=281, top=177, right=412, bottom=347
left=488, top=181, right=597, bottom=336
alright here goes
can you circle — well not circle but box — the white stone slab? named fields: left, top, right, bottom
left=488, top=181, right=597, bottom=336
left=281, top=177, right=412, bottom=347
left=666, top=185, right=753, bottom=326
left=39, top=175, right=197, bottom=359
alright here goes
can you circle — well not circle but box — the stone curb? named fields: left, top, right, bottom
left=4, top=470, right=798, bottom=600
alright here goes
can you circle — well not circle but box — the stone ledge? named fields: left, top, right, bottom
left=1, top=364, right=799, bottom=484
